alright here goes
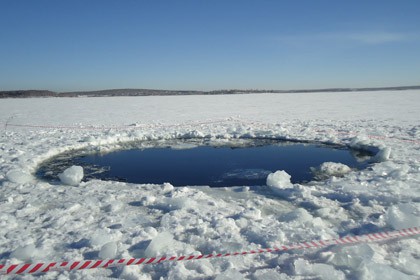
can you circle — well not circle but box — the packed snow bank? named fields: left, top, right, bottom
left=58, top=165, right=84, bottom=186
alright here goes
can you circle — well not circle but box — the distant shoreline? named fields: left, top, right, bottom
left=1, top=85, right=420, bottom=98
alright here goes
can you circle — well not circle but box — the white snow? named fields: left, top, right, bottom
left=0, top=90, right=419, bottom=279
left=58, top=165, right=84, bottom=186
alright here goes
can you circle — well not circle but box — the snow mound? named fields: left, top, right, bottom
left=58, top=165, right=84, bottom=186
left=311, top=162, right=352, bottom=179
left=6, top=170, right=32, bottom=184
left=266, top=170, right=293, bottom=194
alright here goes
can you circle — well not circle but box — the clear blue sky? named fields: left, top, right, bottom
left=1, top=0, right=419, bottom=91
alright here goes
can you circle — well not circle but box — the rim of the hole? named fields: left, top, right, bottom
left=34, top=136, right=376, bottom=186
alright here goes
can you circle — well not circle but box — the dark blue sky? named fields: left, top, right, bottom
left=1, top=0, right=419, bottom=91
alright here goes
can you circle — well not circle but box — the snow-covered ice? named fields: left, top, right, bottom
left=0, top=91, right=419, bottom=279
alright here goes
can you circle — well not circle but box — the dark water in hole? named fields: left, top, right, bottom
left=37, top=138, right=372, bottom=187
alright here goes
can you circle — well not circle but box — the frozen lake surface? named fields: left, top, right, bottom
left=37, top=138, right=372, bottom=187
left=0, top=91, right=419, bottom=279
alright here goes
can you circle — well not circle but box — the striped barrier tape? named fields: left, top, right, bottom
left=1, top=227, right=418, bottom=275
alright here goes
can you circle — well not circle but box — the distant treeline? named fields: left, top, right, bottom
left=1, top=86, right=420, bottom=98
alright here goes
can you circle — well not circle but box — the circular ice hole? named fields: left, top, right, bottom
left=36, top=138, right=373, bottom=187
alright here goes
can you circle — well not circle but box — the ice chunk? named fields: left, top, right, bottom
left=361, top=262, right=413, bottom=280
left=58, top=165, right=84, bottom=186
left=10, top=244, right=36, bottom=261
left=331, top=243, right=375, bottom=268
left=252, top=269, right=286, bottom=279
left=384, top=203, right=420, bottom=229
left=215, top=269, right=244, bottom=280
left=349, top=136, right=374, bottom=151
left=99, top=241, right=118, bottom=259
left=161, top=182, right=174, bottom=192
left=281, top=208, right=313, bottom=224
left=6, top=170, right=32, bottom=184
left=158, top=197, right=196, bottom=211
left=266, top=170, right=293, bottom=194
left=372, top=147, right=391, bottom=162
left=223, top=168, right=271, bottom=180
left=239, top=208, right=262, bottom=220
left=120, top=265, right=151, bottom=280
left=144, top=231, right=174, bottom=257
left=90, top=229, right=111, bottom=246
left=139, top=196, right=156, bottom=206
left=388, top=164, right=409, bottom=179
left=294, top=258, right=345, bottom=280
left=311, top=162, right=351, bottom=179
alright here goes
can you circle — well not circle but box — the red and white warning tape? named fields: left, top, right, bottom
left=1, top=227, right=418, bottom=275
